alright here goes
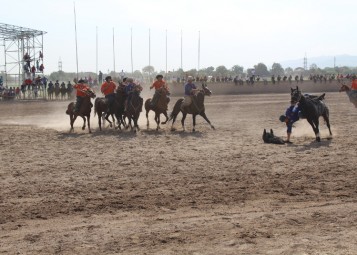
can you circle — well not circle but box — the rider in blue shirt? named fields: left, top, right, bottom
left=280, top=103, right=300, bottom=143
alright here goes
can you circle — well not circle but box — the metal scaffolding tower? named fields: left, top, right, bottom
left=0, top=22, right=46, bottom=87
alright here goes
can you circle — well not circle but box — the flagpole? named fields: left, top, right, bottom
left=149, top=28, right=151, bottom=82
left=131, top=27, right=133, bottom=74
left=165, top=29, right=167, bottom=76
left=198, top=31, right=200, bottom=75
left=73, top=1, right=79, bottom=80
left=180, top=29, right=183, bottom=71
left=113, top=27, right=116, bottom=75
left=96, top=26, right=98, bottom=83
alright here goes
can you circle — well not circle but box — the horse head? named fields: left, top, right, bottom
left=339, top=84, right=350, bottom=92
left=290, top=86, right=301, bottom=103
left=201, top=83, right=212, bottom=96
left=86, top=89, right=96, bottom=99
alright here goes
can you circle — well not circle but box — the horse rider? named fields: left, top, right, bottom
left=350, top=75, right=357, bottom=92
left=60, top=81, right=66, bottom=90
left=124, top=78, right=143, bottom=111
left=101, top=76, right=116, bottom=113
left=124, top=78, right=135, bottom=111
left=48, top=80, right=54, bottom=90
left=181, top=76, right=199, bottom=111
left=279, top=102, right=300, bottom=143
left=149, top=74, right=169, bottom=107
left=73, top=79, right=91, bottom=113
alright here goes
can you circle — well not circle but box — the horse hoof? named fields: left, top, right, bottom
left=316, top=137, right=321, bottom=142
left=82, top=127, right=85, bottom=130
left=171, top=127, right=176, bottom=131
left=211, top=125, right=215, bottom=130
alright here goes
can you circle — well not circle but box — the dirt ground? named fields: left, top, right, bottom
left=0, top=91, right=356, bottom=255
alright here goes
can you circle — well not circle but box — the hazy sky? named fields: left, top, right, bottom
left=2, top=0, right=357, bottom=74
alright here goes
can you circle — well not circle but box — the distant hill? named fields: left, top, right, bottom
left=280, top=54, right=357, bottom=69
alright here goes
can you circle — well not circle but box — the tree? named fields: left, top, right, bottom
left=205, top=66, right=215, bottom=75
left=215, top=65, right=228, bottom=76
left=142, top=65, right=155, bottom=75
left=231, top=65, right=244, bottom=75
left=285, top=67, right=293, bottom=75
left=254, top=63, right=270, bottom=76
left=271, top=63, right=284, bottom=76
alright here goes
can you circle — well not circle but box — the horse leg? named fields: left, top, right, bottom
left=200, top=112, right=215, bottom=130
left=81, top=116, right=86, bottom=131
left=307, top=118, right=320, bottom=142
left=104, top=113, right=113, bottom=128
left=322, top=114, right=332, bottom=136
left=69, top=114, right=76, bottom=132
left=170, top=113, right=178, bottom=131
left=181, top=113, right=187, bottom=131
left=155, top=113, right=160, bottom=131
left=146, top=109, right=150, bottom=129
left=98, top=112, right=102, bottom=131
left=135, top=114, right=140, bottom=132
left=161, top=111, right=169, bottom=125
left=87, top=115, right=92, bottom=133
left=192, top=114, right=196, bottom=132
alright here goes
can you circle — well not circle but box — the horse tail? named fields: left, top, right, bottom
left=169, top=98, right=184, bottom=121
left=66, top=102, right=74, bottom=115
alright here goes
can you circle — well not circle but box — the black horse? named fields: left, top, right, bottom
left=290, top=86, right=332, bottom=142
left=114, top=85, right=127, bottom=130
left=169, top=84, right=215, bottom=132
left=125, top=90, right=143, bottom=132
left=94, top=97, right=116, bottom=131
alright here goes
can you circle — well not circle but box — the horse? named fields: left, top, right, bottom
left=144, top=87, right=170, bottom=130
left=290, top=86, right=332, bottom=142
left=339, top=84, right=357, bottom=108
left=94, top=97, right=116, bottom=131
left=125, top=89, right=143, bottom=132
left=114, top=85, right=127, bottom=130
left=47, top=86, right=54, bottom=100
left=54, top=86, right=60, bottom=100
left=66, top=90, right=96, bottom=133
left=60, top=86, right=67, bottom=100
left=169, top=84, right=215, bottom=132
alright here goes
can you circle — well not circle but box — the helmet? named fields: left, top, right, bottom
left=156, top=74, right=163, bottom=79
left=279, top=115, right=286, bottom=122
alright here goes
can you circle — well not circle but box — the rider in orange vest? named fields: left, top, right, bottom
left=149, top=74, right=169, bottom=107
left=351, top=76, right=357, bottom=90
left=101, top=76, right=116, bottom=113
left=73, top=79, right=91, bottom=113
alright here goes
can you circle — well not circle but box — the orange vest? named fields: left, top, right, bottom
left=152, top=80, right=167, bottom=90
left=351, top=80, right=357, bottom=90
left=101, top=81, right=116, bottom=95
left=73, top=83, right=89, bottom=97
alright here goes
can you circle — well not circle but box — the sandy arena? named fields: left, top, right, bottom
left=0, top=90, right=356, bottom=254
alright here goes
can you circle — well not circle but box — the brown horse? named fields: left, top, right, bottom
left=169, top=84, right=215, bottom=132
left=66, top=90, right=96, bottom=133
left=339, top=84, right=357, bottom=108
left=144, top=87, right=170, bottom=130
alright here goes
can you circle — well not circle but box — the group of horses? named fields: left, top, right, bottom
left=65, top=83, right=215, bottom=134
left=48, top=86, right=73, bottom=100
left=64, top=80, right=356, bottom=142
